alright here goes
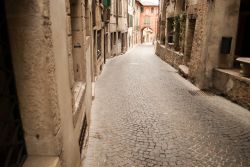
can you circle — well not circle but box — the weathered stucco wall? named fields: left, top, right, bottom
left=5, top=0, right=93, bottom=166
left=207, top=0, right=240, bottom=71
left=5, top=0, right=62, bottom=156
left=50, top=0, right=83, bottom=166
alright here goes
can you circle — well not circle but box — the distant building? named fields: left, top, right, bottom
left=134, top=0, right=143, bottom=45
left=140, top=1, right=159, bottom=43
left=128, top=0, right=135, bottom=49
left=108, top=0, right=128, bottom=57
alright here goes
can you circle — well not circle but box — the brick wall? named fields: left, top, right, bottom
left=188, top=0, right=209, bottom=85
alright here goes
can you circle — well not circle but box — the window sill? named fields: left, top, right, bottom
left=73, top=82, right=86, bottom=126
left=23, top=156, right=60, bottom=167
left=166, top=48, right=184, bottom=56
left=215, top=68, right=250, bottom=83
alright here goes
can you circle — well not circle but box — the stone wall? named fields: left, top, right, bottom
left=188, top=0, right=240, bottom=88
left=213, top=69, right=250, bottom=110
left=5, top=0, right=94, bottom=166
left=156, top=42, right=185, bottom=69
left=107, top=0, right=128, bottom=58
left=165, top=49, right=185, bottom=69
left=188, top=0, right=209, bottom=87
left=156, top=42, right=166, bottom=60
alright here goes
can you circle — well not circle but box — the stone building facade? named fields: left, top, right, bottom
left=128, top=0, right=144, bottom=47
left=107, top=0, right=128, bottom=58
left=156, top=0, right=250, bottom=110
left=92, top=1, right=105, bottom=77
left=140, top=2, right=159, bottom=43
left=0, top=0, right=112, bottom=167
left=128, top=0, right=135, bottom=49
left=134, top=0, right=143, bottom=45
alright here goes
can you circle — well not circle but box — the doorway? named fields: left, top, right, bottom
left=235, top=0, right=250, bottom=65
left=185, top=18, right=196, bottom=63
left=0, top=1, right=27, bottom=166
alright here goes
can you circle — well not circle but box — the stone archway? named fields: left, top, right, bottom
left=141, top=27, right=154, bottom=43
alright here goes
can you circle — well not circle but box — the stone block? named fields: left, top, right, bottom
left=23, top=156, right=61, bottom=167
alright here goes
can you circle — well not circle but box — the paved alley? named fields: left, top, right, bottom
left=83, top=44, right=250, bottom=167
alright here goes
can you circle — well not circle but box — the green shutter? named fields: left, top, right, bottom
left=103, top=0, right=111, bottom=8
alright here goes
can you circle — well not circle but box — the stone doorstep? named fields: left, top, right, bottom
left=178, top=65, right=189, bottom=77
left=23, top=156, right=61, bottom=167
left=236, top=57, right=250, bottom=77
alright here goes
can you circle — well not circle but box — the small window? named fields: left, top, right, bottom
left=141, top=6, right=144, bottom=12
left=85, top=0, right=90, bottom=36
left=182, top=0, right=186, bottom=11
left=167, top=17, right=174, bottom=44
left=144, top=16, right=150, bottom=26
left=97, top=30, right=102, bottom=59
left=129, top=14, right=133, bottom=27
left=151, top=7, right=154, bottom=13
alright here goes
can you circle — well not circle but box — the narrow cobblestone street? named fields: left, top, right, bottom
left=83, top=44, right=250, bottom=167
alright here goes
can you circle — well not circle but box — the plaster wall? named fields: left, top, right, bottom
left=207, top=0, right=240, bottom=69
left=5, top=0, right=62, bottom=156
left=50, top=0, right=83, bottom=166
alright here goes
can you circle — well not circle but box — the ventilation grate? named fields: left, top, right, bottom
left=79, top=115, right=88, bottom=154
left=188, top=90, right=215, bottom=96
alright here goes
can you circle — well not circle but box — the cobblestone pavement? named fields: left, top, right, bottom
left=83, top=44, right=250, bottom=167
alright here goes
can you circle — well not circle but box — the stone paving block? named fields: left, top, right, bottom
left=83, top=44, right=250, bottom=167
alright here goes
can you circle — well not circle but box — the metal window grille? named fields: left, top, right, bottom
left=79, top=115, right=87, bottom=154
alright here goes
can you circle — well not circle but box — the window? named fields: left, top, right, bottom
left=167, top=17, right=174, bottom=44
left=114, top=32, right=117, bottom=44
left=144, top=16, right=150, bottom=26
left=85, top=0, right=90, bottom=36
left=151, top=7, right=154, bottom=13
left=141, top=6, right=144, bottom=13
left=97, top=30, right=102, bottom=59
left=118, top=32, right=121, bottom=40
left=182, top=0, right=186, bottom=11
left=119, top=0, right=122, bottom=16
left=185, top=18, right=196, bottom=62
left=129, top=14, right=133, bottom=27
left=112, top=0, right=116, bottom=14
left=92, top=0, right=96, bottom=26
left=111, top=33, right=113, bottom=49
